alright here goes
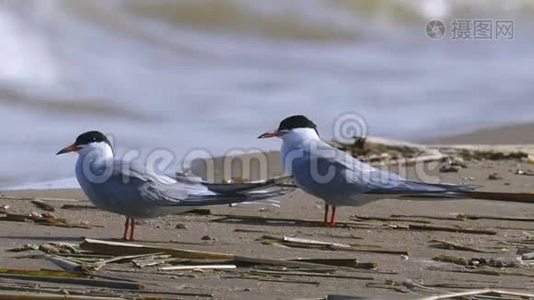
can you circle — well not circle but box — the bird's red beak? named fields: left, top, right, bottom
left=56, top=144, right=80, bottom=155
left=258, top=130, right=281, bottom=139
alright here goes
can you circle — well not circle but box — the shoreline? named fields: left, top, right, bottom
left=430, top=122, right=534, bottom=145
left=4, top=121, right=534, bottom=191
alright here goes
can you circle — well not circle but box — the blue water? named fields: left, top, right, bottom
left=1, top=0, right=534, bottom=188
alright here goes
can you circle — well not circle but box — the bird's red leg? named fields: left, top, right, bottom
left=129, top=218, right=135, bottom=241
left=323, top=204, right=329, bottom=225
left=329, top=206, right=337, bottom=226
left=122, top=217, right=130, bottom=240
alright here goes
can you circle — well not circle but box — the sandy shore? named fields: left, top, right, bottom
left=2, top=124, right=534, bottom=299
left=435, top=122, right=534, bottom=145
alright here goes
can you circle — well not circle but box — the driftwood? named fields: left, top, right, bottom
left=0, top=285, right=121, bottom=298
left=365, top=282, right=411, bottom=293
left=337, top=137, right=534, bottom=169
left=402, top=224, right=496, bottom=235
left=0, top=293, right=125, bottom=300
left=30, top=200, right=55, bottom=212
left=351, top=215, right=431, bottom=224
left=216, top=214, right=499, bottom=236
left=40, top=254, right=82, bottom=272
left=61, top=204, right=98, bottom=210
left=233, top=256, right=349, bottom=270
left=182, top=208, right=211, bottom=215
left=259, top=235, right=408, bottom=256
left=0, top=269, right=87, bottom=279
left=0, top=285, right=213, bottom=299
left=167, top=258, right=234, bottom=265
left=213, top=214, right=380, bottom=229
left=419, top=289, right=534, bottom=300
left=352, top=138, right=534, bottom=161
left=7, top=244, right=39, bottom=252
left=233, top=228, right=269, bottom=233
left=290, top=258, right=377, bottom=269
left=0, top=272, right=141, bottom=290
left=463, top=191, right=534, bottom=204
left=415, top=282, right=509, bottom=290
left=432, top=255, right=468, bottom=266
left=222, top=274, right=320, bottom=285
left=432, top=144, right=534, bottom=159
left=80, top=239, right=233, bottom=260
left=429, top=239, right=496, bottom=253
left=39, top=243, right=79, bottom=255
left=212, top=214, right=325, bottom=226
left=132, top=254, right=174, bottom=268
left=401, top=279, right=441, bottom=292
left=392, top=213, right=534, bottom=222
left=521, top=251, right=534, bottom=260
left=366, top=278, right=443, bottom=293
left=273, top=236, right=351, bottom=248
left=86, top=253, right=166, bottom=272
left=432, top=255, right=519, bottom=268
left=160, top=265, right=236, bottom=271
left=434, top=267, right=534, bottom=278
left=80, top=239, right=358, bottom=270
left=249, top=269, right=373, bottom=280
left=0, top=212, right=91, bottom=229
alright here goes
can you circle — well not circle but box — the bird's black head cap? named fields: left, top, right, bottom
left=278, top=115, right=318, bottom=133
left=75, top=131, right=111, bottom=147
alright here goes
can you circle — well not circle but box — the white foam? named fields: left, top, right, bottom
left=0, top=7, right=58, bottom=87
left=3, top=178, right=80, bottom=191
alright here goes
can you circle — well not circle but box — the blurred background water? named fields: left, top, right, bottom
left=1, top=0, right=534, bottom=188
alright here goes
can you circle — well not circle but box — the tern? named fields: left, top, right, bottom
left=57, top=131, right=285, bottom=240
left=258, top=115, right=475, bottom=225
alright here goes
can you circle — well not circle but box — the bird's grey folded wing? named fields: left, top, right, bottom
left=140, top=185, right=286, bottom=207
left=340, top=160, right=476, bottom=194
left=112, top=159, right=178, bottom=185
left=315, top=147, right=475, bottom=195
left=111, top=160, right=287, bottom=207
left=110, top=159, right=213, bottom=204
left=310, top=147, right=404, bottom=192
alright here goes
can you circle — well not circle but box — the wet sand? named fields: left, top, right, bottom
left=2, top=125, right=534, bottom=299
